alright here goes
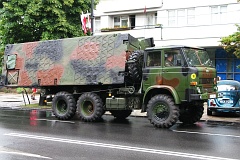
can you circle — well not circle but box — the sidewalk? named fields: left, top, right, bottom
left=0, top=92, right=240, bottom=124
left=0, top=92, right=40, bottom=109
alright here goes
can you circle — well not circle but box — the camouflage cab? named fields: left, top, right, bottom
left=140, top=46, right=217, bottom=127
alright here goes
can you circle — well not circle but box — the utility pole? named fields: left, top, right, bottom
left=91, top=0, right=94, bottom=35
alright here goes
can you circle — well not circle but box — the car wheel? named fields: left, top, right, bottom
left=207, top=109, right=213, bottom=116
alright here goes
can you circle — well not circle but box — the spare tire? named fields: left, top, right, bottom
left=127, top=50, right=145, bottom=83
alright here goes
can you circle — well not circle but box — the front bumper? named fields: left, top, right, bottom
left=190, top=92, right=216, bottom=101
left=208, top=106, right=240, bottom=112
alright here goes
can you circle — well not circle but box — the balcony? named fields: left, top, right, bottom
left=100, top=27, right=131, bottom=32
left=100, top=24, right=162, bottom=32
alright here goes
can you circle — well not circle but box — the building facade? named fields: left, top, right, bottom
left=93, top=0, right=240, bottom=80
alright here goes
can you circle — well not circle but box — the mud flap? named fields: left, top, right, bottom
left=39, top=94, right=47, bottom=106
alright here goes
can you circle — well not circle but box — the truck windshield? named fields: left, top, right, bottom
left=182, top=48, right=213, bottom=67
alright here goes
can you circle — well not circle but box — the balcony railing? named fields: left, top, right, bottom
left=100, top=24, right=162, bottom=32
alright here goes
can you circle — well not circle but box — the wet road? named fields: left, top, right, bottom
left=0, top=109, right=240, bottom=160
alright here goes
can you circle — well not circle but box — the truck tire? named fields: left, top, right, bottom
left=127, top=50, right=144, bottom=83
left=147, top=94, right=179, bottom=128
left=110, top=110, right=132, bottom=119
left=52, top=92, right=76, bottom=120
left=77, top=92, right=104, bottom=122
left=179, top=102, right=204, bottom=124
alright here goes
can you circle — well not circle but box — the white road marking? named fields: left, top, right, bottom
left=172, top=130, right=240, bottom=138
left=0, top=150, right=52, bottom=159
left=4, top=133, right=239, bottom=160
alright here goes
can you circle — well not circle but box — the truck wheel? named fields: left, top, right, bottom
left=147, top=94, right=179, bottom=128
left=77, top=92, right=103, bottom=122
left=127, top=50, right=144, bottom=83
left=110, top=110, right=132, bottom=119
left=52, top=92, right=76, bottom=120
left=179, top=102, right=204, bottom=124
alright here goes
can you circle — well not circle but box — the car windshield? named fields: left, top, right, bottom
left=182, top=48, right=213, bottom=67
left=218, top=85, right=236, bottom=91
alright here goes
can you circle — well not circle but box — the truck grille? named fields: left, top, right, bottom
left=199, top=78, right=214, bottom=84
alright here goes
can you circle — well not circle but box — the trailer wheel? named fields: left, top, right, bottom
left=147, top=94, right=179, bottom=128
left=77, top=92, right=103, bottom=122
left=110, top=110, right=132, bottom=119
left=179, top=102, right=204, bottom=124
left=127, top=50, right=144, bottom=83
left=52, top=92, right=76, bottom=120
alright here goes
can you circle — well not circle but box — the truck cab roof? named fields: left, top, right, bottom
left=145, top=45, right=205, bottom=51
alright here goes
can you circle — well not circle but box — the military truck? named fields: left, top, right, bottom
left=0, top=33, right=217, bottom=128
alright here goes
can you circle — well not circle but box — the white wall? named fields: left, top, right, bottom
left=95, top=0, right=163, bottom=15
left=160, top=0, right=238, bottom=9
left=100, top=16, right=113, bottom=28
left=94, top=0, right=240, bottom=47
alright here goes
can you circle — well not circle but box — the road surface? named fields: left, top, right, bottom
left=0, top=109, right=239, bottom=160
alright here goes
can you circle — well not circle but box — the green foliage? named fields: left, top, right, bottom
left=0, top=0, right=98, bottom=44
left=0, top=54, right=2, bottom=73
left=220, top=25, right=240, bottom=58
left=0, top=0, right=99, bottom=72
left=16, top=87, right=23, bottom=94
left=20, top=103, right=52, bottom=109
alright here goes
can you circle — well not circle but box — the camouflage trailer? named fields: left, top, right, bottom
left=0, top=33, right=217, bottom=128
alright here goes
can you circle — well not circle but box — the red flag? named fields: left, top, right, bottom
left=144, top=5, right=146, bottom=13
left=83, top=16, right=87, bottom=34
left=81, top=13, right=87, bottom=34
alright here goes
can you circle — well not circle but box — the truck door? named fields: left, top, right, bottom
left=142, top=50, right=162, bottom=91
left=162, top=49, right=187, bottom=101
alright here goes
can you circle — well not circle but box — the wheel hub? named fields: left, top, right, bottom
left=153, top=104, right=169, bottom=121
left=57, top=100, right=68, bottom=114
left=82, top=101, right=94, bottom=116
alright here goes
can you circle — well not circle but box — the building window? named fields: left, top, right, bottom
left=187, top=8, right=195, bottom=25
left=168, top=8, right=195, bottom=26
left=177, top=9, right=185, bottom=26
left=147, top=13, right=154, bottom=27
left=211, top=5, right=227, bottom=24
left=168, top=10, right=176, bottom=26
left=129, top=15, right=135, bottom=29
left=215, top=48, right=240, bottom=81
left=114, top=17, right=120, bottom=27
left=114, top=16, right=128, bottom=28
left=144, top=12, right=157, bottom=28
left=155, top=13, right=157, bottom=25
left=94, top=17, right=101, bottom=32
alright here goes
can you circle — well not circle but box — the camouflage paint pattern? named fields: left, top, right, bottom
left=1, top=34, right=145, bottom=87
left=142, top=48, right=217, bottom=104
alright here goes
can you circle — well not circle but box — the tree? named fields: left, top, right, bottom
left=0, top=0, right=98, bottom=75
left=220, top=25, right=240, bottom=58
left=220, top=0, right=240, bottom=58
